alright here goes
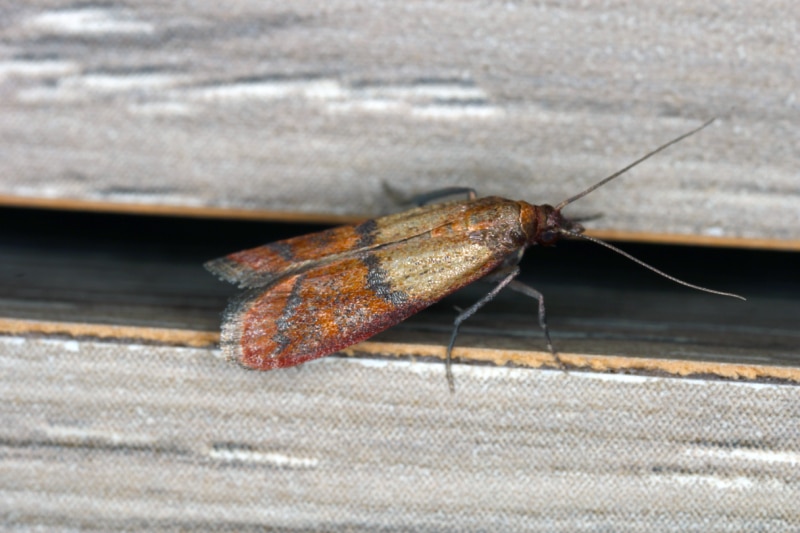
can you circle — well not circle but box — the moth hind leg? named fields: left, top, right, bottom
left=410, top=187, right=477, bottom=206
left=381, top=184, right=477, bottom=212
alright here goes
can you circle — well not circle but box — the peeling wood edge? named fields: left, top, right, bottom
left=0, top=194, right=363, bottom=225
left=343, top=343, right=800, bottom=384
left=0, top=317, right=219, bottom=348
left=348, top=344, right=800, bottom=383
left=2, top=317, right=799, bottom=384
left=584, top=229, right=798, bottom=251
left=1, top=194, right=798, bottom=251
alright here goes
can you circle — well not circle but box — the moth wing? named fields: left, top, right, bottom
left=204, top=199, right=478, bottom=289
left=220, top=229, right=513, bottom=370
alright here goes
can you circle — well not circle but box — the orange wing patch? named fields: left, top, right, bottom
left=219, top=229, right=515, bottom=370
left=205, top=224, right=366, bottom=289
left=222, top=255, right=406, bottom=369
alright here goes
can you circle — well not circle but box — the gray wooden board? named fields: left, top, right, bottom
left=1, top=1, right=799, bottom=242
left=2, top=337, right=800, bottom=531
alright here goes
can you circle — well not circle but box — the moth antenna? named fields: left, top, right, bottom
left=560, top=228, right=746, bottom=301
left=555, top=118, right=716, bottom=211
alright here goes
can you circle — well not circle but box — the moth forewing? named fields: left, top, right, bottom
left=211, top=198, right=531, bottom=371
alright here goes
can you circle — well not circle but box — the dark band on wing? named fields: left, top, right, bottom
left=268, top=241, right=295, bottom=262
left=273, top=274, right=305, bottom=355
left=355, top=219, right=379, bottom=248
left=363, top=253, right=409, bottom=306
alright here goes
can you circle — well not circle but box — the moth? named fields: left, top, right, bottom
left=206, top=119, right=743, bottom=390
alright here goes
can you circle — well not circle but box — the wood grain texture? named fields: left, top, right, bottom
left=2, top=3, right=799, bottom=530
left=4, top=317, right=800, bottom=385
left=1, top=1, right=798, bottom=244
left=2, top=336, right=800, bottom=531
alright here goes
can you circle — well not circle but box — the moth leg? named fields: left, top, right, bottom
left=446, top=266, right=519, bottom=393
left=505, top=280, right=565, bottom=371
left=410, top=187, right=477, bottom=207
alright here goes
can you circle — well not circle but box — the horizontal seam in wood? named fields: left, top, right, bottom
left=4, top=318, right=794, bottom=384
left=1, top=194, right=798, bottom=251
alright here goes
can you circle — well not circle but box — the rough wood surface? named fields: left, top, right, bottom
left=2, top=336, right=800, bottom=531
left=1, top=1, right=798, bottom=244
left=3, top=2, right=800, bottom=530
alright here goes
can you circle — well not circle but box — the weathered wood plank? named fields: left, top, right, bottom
left=2, top=3, right=800, bottom=530
left=2, top=337, right=799, bottom=531
left=1, top=1, right=798, bottom=243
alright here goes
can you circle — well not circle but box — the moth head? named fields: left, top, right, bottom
left=537, top=205, right=585, bottom=246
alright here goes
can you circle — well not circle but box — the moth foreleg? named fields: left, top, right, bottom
left=446, top=266, right=520, bottom=393
left=506, top=280, right=565, bottom=371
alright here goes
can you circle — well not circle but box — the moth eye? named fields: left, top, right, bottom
left=540, top=230, right=558, bottom=244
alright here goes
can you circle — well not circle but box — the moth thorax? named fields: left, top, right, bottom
left=518, top=201, right=560, bottom=246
